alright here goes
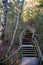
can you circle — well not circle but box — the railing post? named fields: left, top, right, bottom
left=32, top=37, right=43, bottom=65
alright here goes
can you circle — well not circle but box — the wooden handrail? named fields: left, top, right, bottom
left=0, top=46, right=21, bottom=63
left=32, top=37, right=43, bottom=61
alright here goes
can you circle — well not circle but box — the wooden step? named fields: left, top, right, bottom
left=22, top=51, right=37, bottom=54
left=22, top=49, right=37, bottom=52
left=22, top=38, right=32, bottom=42
left=22, top=46, right=36, bottom=50
left=22, top=42, right=33, bottom=45
left=22, top=54, right=38, bottom=57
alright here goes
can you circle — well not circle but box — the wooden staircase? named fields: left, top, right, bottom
left=19, top=30, right=40, bottom=65
left=21, top=30, right=38, bottom=57
left=22, top=46, right=38, bottom=57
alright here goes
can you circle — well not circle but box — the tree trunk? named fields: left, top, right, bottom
left=8, top=0, right=24, bottom=52
left=0, top=0, right=7, bottom=45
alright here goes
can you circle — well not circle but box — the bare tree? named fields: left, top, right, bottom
left=0, top=0, right=7, bottom=45
left=8, top=0, right=25, bottom=52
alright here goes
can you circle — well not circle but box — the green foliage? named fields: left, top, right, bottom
left=5, top=1, right=20, bottom=43
left=0, top=0, right=43, bottom=48
left=37, top=1, right=43, bottom=7
left=21, top=0, right=43, bottom=49
left=35, top=9, right=43, bottom=45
